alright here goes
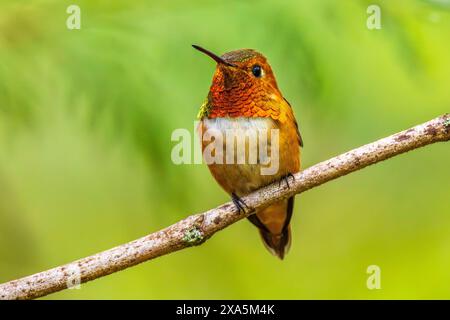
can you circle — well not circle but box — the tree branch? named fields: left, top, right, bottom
left=1, top=114, right=449, bottom=300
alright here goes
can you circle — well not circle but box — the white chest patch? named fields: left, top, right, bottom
left=203, top=117, right=275, bottom=132
left=201, top=117, right=280, bottom=177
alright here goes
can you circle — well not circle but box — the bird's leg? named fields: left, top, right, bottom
left=231, top=193, right=249, bottom=214
left=278, top=173, right=295, bottom=189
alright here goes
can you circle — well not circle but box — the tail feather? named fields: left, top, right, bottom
left=259, top=225, right=291, bottom=260
left=247, top=197, right=294, bottom=259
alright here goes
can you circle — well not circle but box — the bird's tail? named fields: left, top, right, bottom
left=247, top=197, right=294, bottom=260
left=259, top=225, right=291, bottom=260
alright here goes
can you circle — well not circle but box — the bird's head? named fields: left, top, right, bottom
left=193, top=45, right=283, bottom=118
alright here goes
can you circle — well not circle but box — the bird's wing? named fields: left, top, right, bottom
left=283, top=98, right=303, bottom=147
left=197, top=99, right=211, bottom=119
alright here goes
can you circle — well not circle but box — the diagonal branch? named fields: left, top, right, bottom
left=0, top=114, right=449, bottom=300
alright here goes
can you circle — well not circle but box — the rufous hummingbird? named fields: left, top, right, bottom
left=193, top=45, right=302, bottom=259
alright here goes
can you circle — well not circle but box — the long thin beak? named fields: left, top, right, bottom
left=192, top=45, right=236, bottom=67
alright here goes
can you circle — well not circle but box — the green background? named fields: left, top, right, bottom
left=0, top=0, right=449, bottom=299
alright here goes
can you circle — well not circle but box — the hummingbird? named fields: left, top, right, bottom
left=193, top=45, right=302, bottom=259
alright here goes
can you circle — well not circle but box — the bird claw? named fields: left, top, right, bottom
left=232, top=193, right=249, bottom=214
left=278, top=173, right=295, bottom=189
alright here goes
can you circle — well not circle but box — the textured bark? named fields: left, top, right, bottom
left=0, top=114, right=449, bottom=300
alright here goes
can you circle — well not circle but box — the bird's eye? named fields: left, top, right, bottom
left=251, top=65, right=263, bottom=78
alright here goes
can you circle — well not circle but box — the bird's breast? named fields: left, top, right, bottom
left=202, top=116, right=276, bottom=133
left=199, top=117, right=281, bottom=195
left=201, top=117, right=276, bottom=163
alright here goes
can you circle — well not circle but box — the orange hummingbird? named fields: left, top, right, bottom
left=193, top=45, right=303, bottom=259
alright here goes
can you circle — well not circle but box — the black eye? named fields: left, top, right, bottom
left=252, top=65, right=262, bottom=77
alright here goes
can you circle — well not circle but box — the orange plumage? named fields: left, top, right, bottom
left=194, top=45, right=302, bottom=259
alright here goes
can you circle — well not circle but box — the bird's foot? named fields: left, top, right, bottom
left=278, top=173, right=295, bottom=189
left=231, top=193, right=249, bottom=214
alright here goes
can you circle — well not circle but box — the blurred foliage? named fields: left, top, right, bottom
left=0, top=0, right=449, bottom=299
